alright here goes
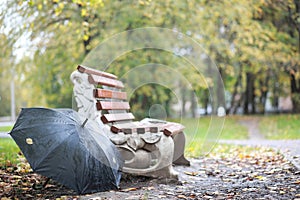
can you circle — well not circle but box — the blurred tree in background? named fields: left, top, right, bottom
left=0, top=0, right=299, bottom=117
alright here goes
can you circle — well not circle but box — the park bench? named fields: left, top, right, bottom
left=70, top=65, right=189, bottom=179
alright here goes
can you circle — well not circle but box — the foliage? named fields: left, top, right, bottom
left=259, top=114, right=300, bottom=139
left=0, top=0, right=299, bottom=115
left=0, top=33, right=14, bottom=116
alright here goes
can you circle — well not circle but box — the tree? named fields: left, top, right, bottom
left=2, top=0, right=299, bottom=116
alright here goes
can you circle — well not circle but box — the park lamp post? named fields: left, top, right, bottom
left=10, top=55, right=16, bottom=122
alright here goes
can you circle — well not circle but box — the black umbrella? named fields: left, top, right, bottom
left=9, top=108, right=123, bottom=194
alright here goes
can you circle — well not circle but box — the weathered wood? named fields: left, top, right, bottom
left=94, top=89, right=127, bottom=100
left=88, top=74, right=124, bottom=88
left=96, top=101, right=130, bottom=110
left=77, top=65, right=117, bottom=79
left=111, top=122, right=159, bottom=134
left=101, top=113, right=135, bottom=123
left=162, top=123, right=185, bottom=136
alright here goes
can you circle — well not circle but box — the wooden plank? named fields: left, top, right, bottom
left=77, top=65, right=117, bottom=79
left=96, top=101, right=130, bottom=110
left=111, top=122, right=159, bottom=134
left=88, top=74, right=124, bottom=88
left=111, top=122, right=137, bottom=133
left=162, top=123, right=185, bottom=136
left=94, top=89, right=127, bottom=100
left=101, top=113, right=135, bottom=123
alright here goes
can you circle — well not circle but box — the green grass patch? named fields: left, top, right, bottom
left=208, top=143, right=280, bottom=159
left=259, top=114, right=300, bottom=139
left=0, top=138, right=21, bottom=168
left=0, top=126, right=13, bottom=132
left=171, top=116, right=248, bottom=158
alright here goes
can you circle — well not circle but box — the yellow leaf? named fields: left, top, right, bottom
left=122, top=187, right=138, bottom=191
left=58, top=2, right=64, bottom=9
left=37, top=4, right=43, bottom=10
left=81, top=9, right=87, bottom=17
left=83, top=35, right=89, bottom=41
left=255, top=175, right=266, bottom=180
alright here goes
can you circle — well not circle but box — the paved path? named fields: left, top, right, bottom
left=219, top=119, right=300, bottom=170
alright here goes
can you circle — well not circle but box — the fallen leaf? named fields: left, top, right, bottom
left=146, top=186, right=155, bottom=190
left=203, top=195, right=214, bottom=199
left=255, top=175, right=266, bottom=180
left=177, top=194, right=187, bottom=199
left=293, top=180, right=300, bottom=184
left=267, top=186, right=277, bottom=190
left=184, top=171, right=199, bottom=176
left=122, top=187, right=138, bottom=192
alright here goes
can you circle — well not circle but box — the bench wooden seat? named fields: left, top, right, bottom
left=71, top=65, right=190, bottom=179
left=111, top=122, right=159, bottom=134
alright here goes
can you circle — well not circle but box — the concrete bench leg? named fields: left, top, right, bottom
left=172, top=133, right=190, bottom=166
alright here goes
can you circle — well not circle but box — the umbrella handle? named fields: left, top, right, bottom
left=81, top=118, right=88, bottom=127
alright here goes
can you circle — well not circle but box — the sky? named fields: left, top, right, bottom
left=0, top=1, right=34, bottom=63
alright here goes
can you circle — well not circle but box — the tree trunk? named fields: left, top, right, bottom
left=259, top=70, right=270, bottom=114
left=203, top=89, right=209, bottom=115
left=181, top=86, right=187, bottom=117
left=228, top=65, right=243, bottom=114
left=290, top=70, right=300, bottom=113
left=190, top=90, right=197, bottom=118
left=243, top=72, right=256, bottom=114
left=217, top=67, right=226, bottom=110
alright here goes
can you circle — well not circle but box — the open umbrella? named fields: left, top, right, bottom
left=9, top=108, right=123, bottom=194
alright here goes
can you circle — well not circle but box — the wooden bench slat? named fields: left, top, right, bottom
left=96, top=101, right=130, bottom=110
left=110, top=121, right=184, bottom=136
left=111, top=122, right=159, bottom=134
left=77, top=65, right=117, bottom=79
left=94, top=89, right=127, bottom=100
left=88, top=74, right=124, bottom=88
left=101, top=113, right=135, bottom=123
left=162, top=123, right=185, bottom=136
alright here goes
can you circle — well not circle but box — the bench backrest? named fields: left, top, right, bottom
left=77, top=65, right=135, bottom=125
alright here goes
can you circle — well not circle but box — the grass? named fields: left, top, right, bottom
left=172, top=116, right=249, bottom=158
left=259, top=114, right=300, bottom=139
left=172, top=116, right=248, bottom=140
left=0, top=138, right=21, bottom=168
left=0, top=126, right=13, bottom=132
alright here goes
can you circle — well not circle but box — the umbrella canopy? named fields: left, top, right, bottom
left=9, top=108, right=123, bottom=194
